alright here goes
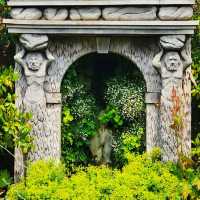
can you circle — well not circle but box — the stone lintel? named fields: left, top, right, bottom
left=3, top=19, right=198, bottom=35
left=8, top=0, right=195, bottom=7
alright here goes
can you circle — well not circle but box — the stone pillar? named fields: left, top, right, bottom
left=145, top=92, right=160, bottom=151
left=153, top=35, right=192, bottom=162
left=14, top=34, right=61, bottom=181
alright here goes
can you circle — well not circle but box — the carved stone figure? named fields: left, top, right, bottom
left=153, top=36, right=192, bottom=162
left=90, top=125, right=113, bottom=165
left=14, top=35, right=55, bottom=161
left=15, top=50, right=54, bottom=115
left=153, top=37, right=192, bottom=74
left=164, top=52, right=182, bottom=71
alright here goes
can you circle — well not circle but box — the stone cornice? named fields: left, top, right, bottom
left=8, top=0, right=195, bottom=7
left=4, top=19, right=198, bottom=35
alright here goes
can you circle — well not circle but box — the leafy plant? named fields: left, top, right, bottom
left=192, top=133, right=200, bottom=169
left=98, top=106, right=123, bottom=128
left=0, top=67, right=32, bottom=183
left=0, top=169, right=12, bottom=197
left=0, top=67, right=32, bottom=153
left=62, top=107, right=74, bottom=126
left=0, top=169, right=11, bottom=189
left=192, top=1, right=200, bottom=137
left=61, top=67, right=98, bottom=171
left=104, top=75, right=145, bottom=121
left=6, top=150, right=200, bottom=200
left=7, top=160, right=70, bottom=200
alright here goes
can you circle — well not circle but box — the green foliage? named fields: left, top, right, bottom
left=121, top=127, right=144, bottom=154
left=0, top=1, right=13, bottom=46
left=0, top=169, right=12, bottom=198
left=191, top=2, right=200, bottom=167
left=192, top=133, right=200, bottom=169
left=7, top=160, right=70, bottom=200
left=61, top=56, right=146, bottom=170
left=112, top=124, right=145, bottom=168
left=61, top=67, right=98, bottom=170
left=98, top=106, right=123, bottom=128
left=105, top=75, right=145, bottom=121
left=0, top=170, right=11, bottom=189
left=0, top=67, right=32, bottom=154
left=63, top=107, right=74, bottom=126
left=0, top=0, right=5, bottom=6
left=192, top=3, right=200, bottom=113
left=6, top=150, right=200, bottom=200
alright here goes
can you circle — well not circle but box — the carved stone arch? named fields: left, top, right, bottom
left=45, top=37, right=161, bottom=94
left=14, top=35, right=163, bottom=181
left=44, top=36, right=161, bottom=157
left=6, top=0, right=196, bottom=182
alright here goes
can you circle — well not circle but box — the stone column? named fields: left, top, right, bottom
left=14, top=34, right=60, bottom=181
left=145, top=92, right=160, bottom=151
left=153, top=35, right=192, bottom=162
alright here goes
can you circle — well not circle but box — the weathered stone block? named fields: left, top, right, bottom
left=158, top=7, right=193, bottom=20
left=70, top=7, right=101, bottom=20
left=160, top=35, right=186, bottom=50
left=102, top=6, right=157, bottom=21
left=44, top=8, right=68, bottom=20
left=10, top=8, right=42, bottom=20
left=19, top=34, right=48, bottom=51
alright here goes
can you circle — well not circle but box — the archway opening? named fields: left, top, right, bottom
left=61, top=53, right=146, bottom=171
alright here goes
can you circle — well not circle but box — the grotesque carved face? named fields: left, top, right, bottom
left=26, top=53, right=43, bottom=71
left=164, top=52, right=181, bottom=72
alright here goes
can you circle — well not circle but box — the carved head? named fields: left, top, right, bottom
left=164, top=52, right=182, bottom=72
left=26, top=52, right=43, bottom=71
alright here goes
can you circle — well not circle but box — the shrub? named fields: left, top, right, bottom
left=6, top=150, right=200, bottom=200
left=7, top=160, right=71, bottom=200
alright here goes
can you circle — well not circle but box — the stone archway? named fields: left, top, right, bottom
left=46, top=36, right=162, bottom=152
left=60, top=52, right=147, bottom=166
left=4, top=0, right=197, bottom=181
left=14, top=35, right=163, bottom=179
